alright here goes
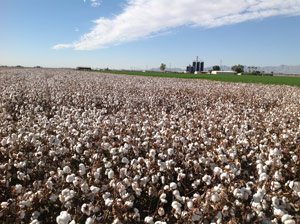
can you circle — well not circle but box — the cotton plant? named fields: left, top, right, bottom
left=0, top=67, right=300, bottom=223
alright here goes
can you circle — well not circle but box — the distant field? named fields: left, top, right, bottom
left=101, top=70, right=300, bottom=87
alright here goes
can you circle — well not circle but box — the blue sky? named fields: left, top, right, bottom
left=1, top=0, right=300, bottom=69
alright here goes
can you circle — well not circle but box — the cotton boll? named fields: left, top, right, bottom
left=125, top=201, right=133, bottom=208
left=211, top=193, right=220, bottom=203
left=66, top=174, right=75, bottom=183
left=1, top=202, right=8, bottom=209
left=253, top=189, right=265, bottom=203
left=49, top=194, right=58, bottom=202
left=274, top=171, right=282, bottom=181
left=259, top=173, right=268, bottom=182
left=144, top=216, right=154, bottom=224
left=213, top=167, right=222, bottom=176
left=192, top=214, right=201, bottom=222
left=289, top=181, right=300, bottom=192
left=93, top=170, right=100, bottom=180
left=149, top=149, right=156, bottom=159
left=167, top=148, right=174, bottom=156
left=171, top=201, right=182, bottom=213
left=73, top=177, right=81, bottom=186
left=271, top=181, right=281, bottom=190
left=187, top=200, right=193, bottom=210
left=15, top=184, right=23, bottom=194
left=121, top=157, right=129, bottom=164
left=30, top=219, right=40, bottom=224
left=112, top=218, right=122, bottom=224
left=170, top=182, right=177, bottom=190
left=107, top=169, right=114, bottom=179
left=78, top=163, right=86, bottom=176
left=80, top=182, right=89, bottom=193
left=63, top=166, right=71, bottom=174
left=1, top=138, right=7, bottom=146
left=160, top=193, right=167, bottom=203
left=192, top=179, right=201, bottom=189
left=104, top=198, right=113, bottom=207
left=273, top=208, right=285, bottom=217
left=292, top=155, right=298, bottom=162
left=56, top=211, right=71, bottom=224
left=85, top=217, right=94, bottom=224
left=90, top=186, right=100, bottom=194
left=173, top=190, right=183, bottom=202
left=281, top=214, right=295, bottom=224
left=158, top=207, right=165, bottom=216
left=202, top=175, right=211, bottom=185
left=110, top=148, right=118, bottom=155
left=81, top=204, right=91, bottom=216
left=220, top=172, right=229, bottom=182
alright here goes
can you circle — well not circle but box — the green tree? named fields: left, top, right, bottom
left=212, top=65, right=221, bottom=71
left=231, top=64, right=244, bottom=73
left=160, top=63, right=166, bottom=72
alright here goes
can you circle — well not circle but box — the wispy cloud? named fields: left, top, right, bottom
left=83, top=0, right=101, bottom=8
left=54, top=0, right=300, bottom=50
left=52, top=44, right=73, bottom=50
left=90, top=0, right=101, bottom=8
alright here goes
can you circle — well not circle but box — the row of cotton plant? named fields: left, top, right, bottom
left=0, top=67, right=299, bottom=224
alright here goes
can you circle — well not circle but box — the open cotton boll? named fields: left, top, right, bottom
left=15, top=184, right=23, bottom=194
left=81, top=204, right=91, bottom=216
left=78, top=163, right=86, bottom=176
left=160, top=193, right=167, bottom=203
left=292, top=155, right=298, bottom=162
left=1, top=202, right=9, bottom=209
left=187, top=200, right=193, bottom=210
left=107, top=169, right=114, bottom=179
left=259, top=173, right=268, bottom=182
left=125, top=201, right=133, bottom=208
left=90, top=186, right=100, bottom=194
left=202, top=175, right=212, bottom=185
left=63, top=166, right=71, bottom=174
left=192, top=214, right=201, bottom=222
left=282, top=214, right=295, bottom=224
left=30, top=219, right=40, bottom=224
left=167, top=148, right=175, bottom=156
left=66, top=174, right=75, bottom=183
left=213, top=167, right=222, bottom=176
left=211, top=193, right=220, bottom=203
left=85, top=217, right=94, bottom=224
left=170, top=182, right=177, bottom=190
left=289, top=181, right=300, bottom=192
left=158, top=207, right=165, bottom=216
left=56, top=211, right=71, bottom=224
left=121, top=157, right=129, bottom=164
left=104, top=198, right=113, bottom=207
left=273, top=208, right=285, bottom=217
left=144, top=216, right=154, bottom=224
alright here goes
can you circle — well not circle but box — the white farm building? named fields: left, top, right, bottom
left=211, top=71, right=237, bottom=75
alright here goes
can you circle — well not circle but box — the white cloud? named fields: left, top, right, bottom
left=52, top=44, right=73, bottom=50
left=90, top=0, right=101, bottom=7
left=55, top=0, right=300, bottom=50
left=83, top=0, right=101, bottom=7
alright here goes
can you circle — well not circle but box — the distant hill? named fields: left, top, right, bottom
left=258, top=65, right=300, bottom=75
left=206, top=65, right=300, bottom=75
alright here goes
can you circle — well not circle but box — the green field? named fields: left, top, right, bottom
left=99, top=70, right=300, bottom=87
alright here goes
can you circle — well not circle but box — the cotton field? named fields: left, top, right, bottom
left=0, top=68, right=300, bottom=224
